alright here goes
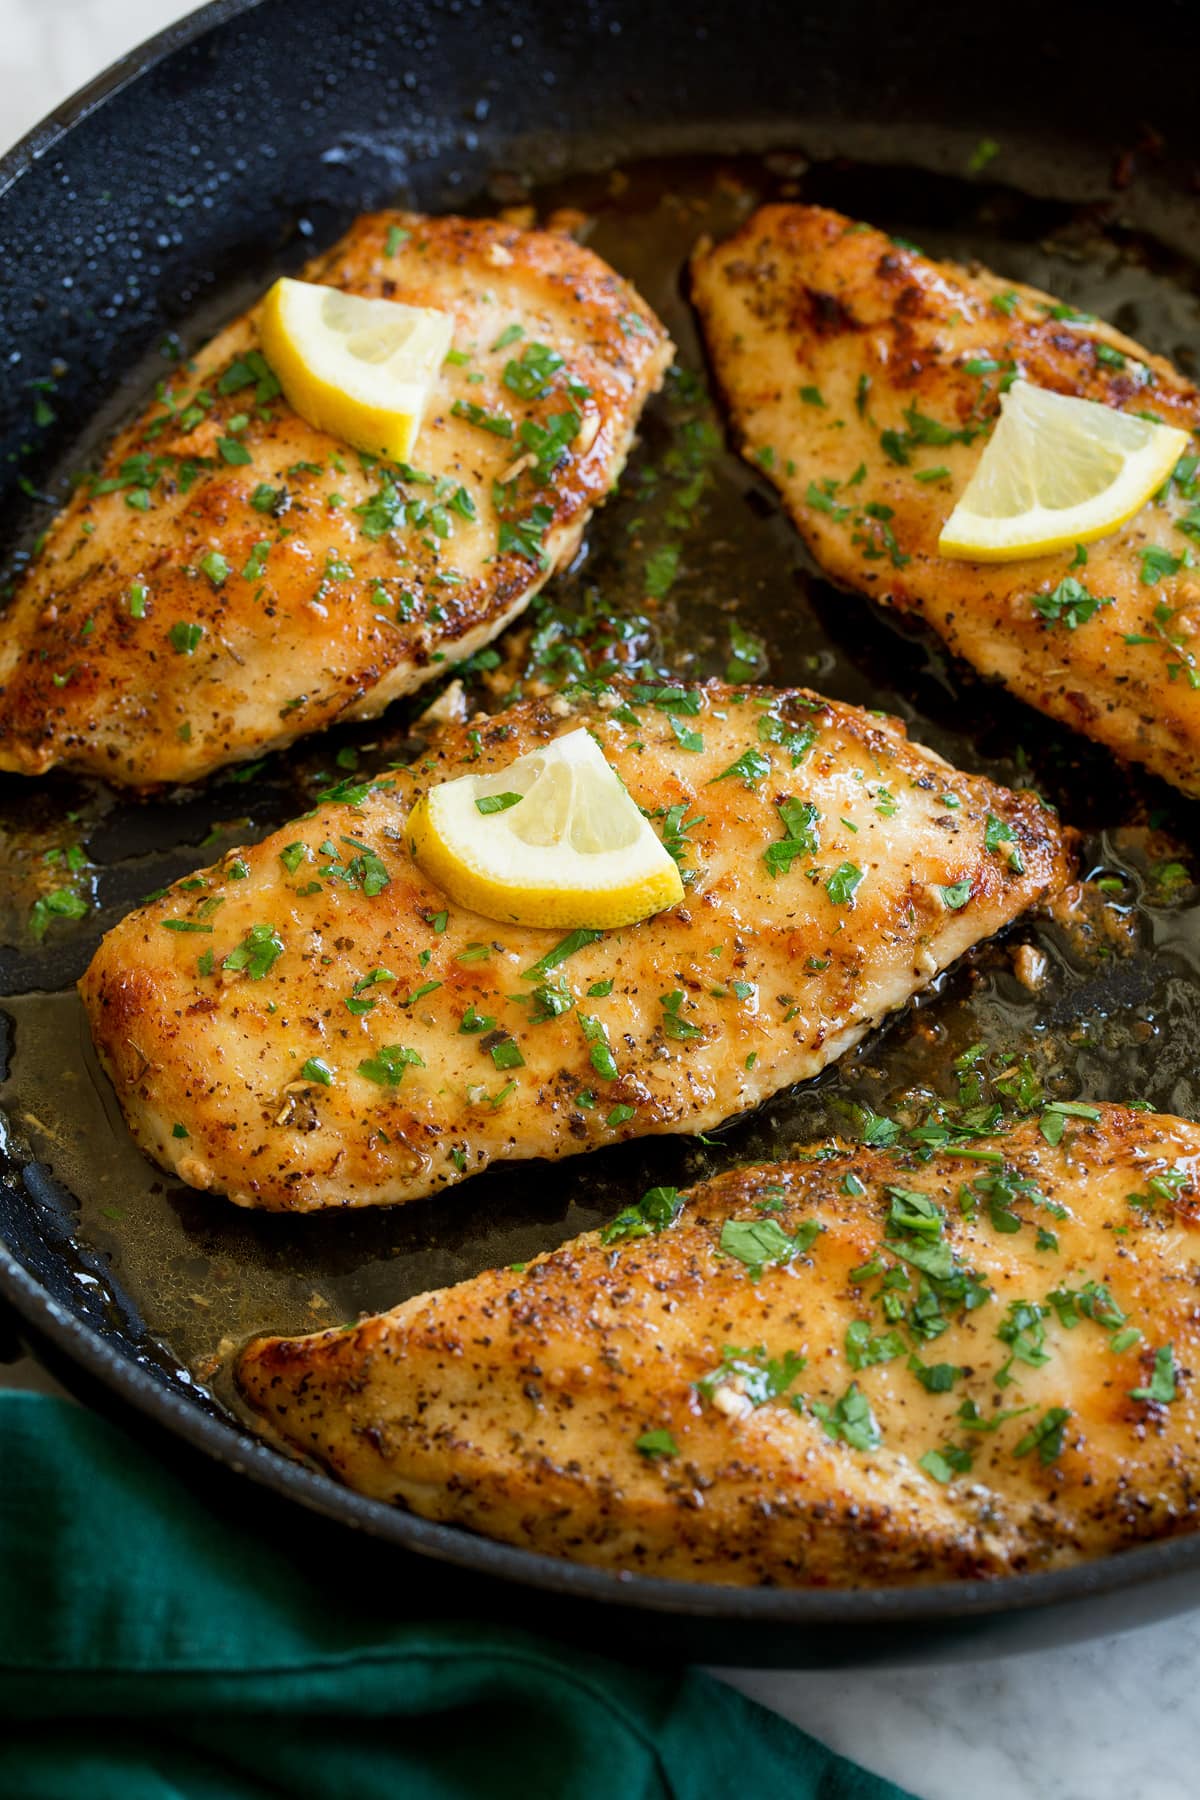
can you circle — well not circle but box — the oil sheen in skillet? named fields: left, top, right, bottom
left=0, top=152, right=1199, bottom=1418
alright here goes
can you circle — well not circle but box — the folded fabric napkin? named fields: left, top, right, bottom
left=0, top=1391, right=909, bottom=1799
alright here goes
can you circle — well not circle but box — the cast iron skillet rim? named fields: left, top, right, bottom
left=6, top=1236, right=1200, bottom=1622
left=0, top=0, right=267, bottom=201
left=4, top=0, right=1200, bottom=1630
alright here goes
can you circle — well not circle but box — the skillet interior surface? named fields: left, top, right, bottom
left=4, top=0, right=1200, bottom=1663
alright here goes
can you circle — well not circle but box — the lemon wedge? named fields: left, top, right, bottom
left=407, top=729, right=685, bottom=929
left=258, top=277, right=454, bottom=462
left=939, top=378, right=1189, bottom=562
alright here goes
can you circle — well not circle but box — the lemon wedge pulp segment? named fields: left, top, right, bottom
left=407, top=729, right=685, bottom=930
left=258, top=277, right=454, bottom=463
left=938, top=378, right=1189, bottom=562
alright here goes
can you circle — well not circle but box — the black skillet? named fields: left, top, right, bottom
left=5, top=0, right=1200, bottom=1666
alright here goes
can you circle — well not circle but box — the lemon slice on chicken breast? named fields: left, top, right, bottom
left=259, top=277, right=454, bottom=463
left=939, top=378, right=1189, bottom=561
left=407, top=728, right=685, bottom=929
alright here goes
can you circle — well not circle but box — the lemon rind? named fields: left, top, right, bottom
left=939, top=432, right=1188, bottom=563
left=258, top=278, right=452, bottom=464
left=407, top=793, right=686, bottom=931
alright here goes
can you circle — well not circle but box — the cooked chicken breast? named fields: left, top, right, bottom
left=80, top=679, right=1068, bottom=1212
left=0, top=212, right=671, bottom=787
left=238, top=1104, right=1200, bottom=1586
left=692, top=204, right=1200, bottom=795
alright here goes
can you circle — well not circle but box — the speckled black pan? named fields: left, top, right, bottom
left=5, top=0, right=1200, bottom=1665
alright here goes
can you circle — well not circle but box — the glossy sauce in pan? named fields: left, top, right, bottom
left=1, top=152, right=1199, bottom=1414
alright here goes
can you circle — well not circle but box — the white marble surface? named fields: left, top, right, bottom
left=3, top=4, right=1200, bottom=1796
left=717, top=1647, right=1199, bottom=1799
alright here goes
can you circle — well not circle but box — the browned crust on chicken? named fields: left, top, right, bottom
left=692, top=203, right=1200, bottom=795
left=80, top=678, right=1068, bottom=1212
left=0, top=212, right=671, bottom=786
left=238, top=1105, right=1200, bottom=1586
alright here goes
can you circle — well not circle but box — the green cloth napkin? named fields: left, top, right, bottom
left=0, top=1392, right=909, bottom=1800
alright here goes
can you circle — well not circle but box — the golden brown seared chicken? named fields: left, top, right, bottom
left=80, top=679, right=1068, bottom=1213
left=0, top=213, right=671, bottom=787
left=692, top=204, right=1200, bottom=795
left=238, top=1105, right=1200, bottom=1586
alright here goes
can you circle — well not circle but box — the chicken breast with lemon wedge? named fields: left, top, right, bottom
left=0, top=212, right=671, bottom=787
left=692, top=204, right=1200, bottom=795
left=238, top=1104, right=1200, bottom=1585
left=79, top=678, right=1068, bottom=1212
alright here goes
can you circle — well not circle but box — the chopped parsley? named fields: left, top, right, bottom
left=984, top=812, right=1024, bottom=873
left=29, top=887, right=89, bottom=940
left=996, top=1299, right=1050, bottom=1385
left=654, top=803, right=706, bottom=873
left=660, top=988, right=702, bottom=1041
left=908, top=1355, right=963, bottom=1393
left=1141, top=546, right=1184, bottom=585
left=763, top=797, right=820, bottom=877
left=498, top=502, right=555, bottom=566
left=757, top=710, right=817, bottom=766
left=515, top=409, right=580, bottom=481
left=669, top=714, right=704, bottom=752
left=169, top=621, right=204, bottom=655
left=223, top=923, right=284, bottom=980
left=628, top=683, right=700, bottom=715
left=1130, top=1343, right=1177, bottom=1405
left=241, top=540, right=271, bottom=582
left=318, top=836, right=391, bottom=897
left=709, top=747, right=771, bottom=789
left=199, top=551, right=229, bottom=588
left=400, top=980, right=441, bottom=1008
left=696, top=1344, right=806, bottom=1407
left=957, top=1399, right=1032, bottom=1434
left=825, top=861, right=864, bottom=906
left=920, top=1445, right=974, bottom=1484
left=643, top=543, right=681, bottom=599
left=451, top=398, right=513, bottom=437
left=502, top=342, right=565, bottom=400
left=845, top=1319, right=906, bottom=1371
left=358, top=1044, right=424, bottom=1087
left=528, top=981, right=574, bottom=1023
left=523, top=929, right=602, bottom=981
left=579, top=1013, right=618, bottom=1081
left=1013, top=1405, right=1071, bottom=1465
left=726, top=620, right=768, bottom=682
left=1032, top=577, right=1115, bottom=630
left=719, top=1215, right=821, bottom=1279
left=475, top=791, right=524, bottom=815
left=218, top=349, right=280, bottom=403
left=1047, top=1279, right=1127, bottom=1335
left=881, top=402, right=984, bottom=466
left=601, top=1185, right=683, bottom=1244
left=804, top=1381, right=881, bottom=1453
left=354, top=481, right=405, bottom=539
left=635, top=1429, right=678, bottom=1459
